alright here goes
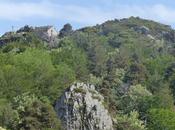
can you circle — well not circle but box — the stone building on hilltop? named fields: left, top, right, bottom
left=0, top=25, right=59, bottom=47
left=34, top=26, right=58, bottom=42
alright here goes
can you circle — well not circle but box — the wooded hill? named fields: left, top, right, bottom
left=0, top=17, right=175, bottom=130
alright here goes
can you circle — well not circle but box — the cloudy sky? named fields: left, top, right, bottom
left=0, top=0, right=175, bottom=35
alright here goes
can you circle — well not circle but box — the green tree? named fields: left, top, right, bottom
left=11, top=93, right=62, bottom=130
left=51, top=40, right=88, bottom=81
left=118, top=84, right=152, bottom=114
left=147, top=109, right=175, bottom=130
left=115, top=111, right=147, bottom=130
left=124, top=63, right=147, bottom=85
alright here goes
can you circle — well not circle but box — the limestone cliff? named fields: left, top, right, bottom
left=55, top=83, right=113, bottom=130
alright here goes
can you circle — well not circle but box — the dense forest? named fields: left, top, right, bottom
left=1, top=17, right=175, bottom=130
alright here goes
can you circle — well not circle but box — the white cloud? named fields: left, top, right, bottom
left=0, top=1, right=111, bottom=24
left=109, top=4, right=175, bottom=25
left=0, top=1, right=56, bottom=20
left=0, top=0, right=175, bottom=26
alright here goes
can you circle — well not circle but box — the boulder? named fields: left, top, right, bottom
left=55, top=83, right=113, bottom=130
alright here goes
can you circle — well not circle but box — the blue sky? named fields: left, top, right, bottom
left=0, top=0, right=175, bottom=35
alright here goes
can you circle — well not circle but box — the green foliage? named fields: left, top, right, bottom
left=0, top=126, right=6, bottom=130
left=108, top=33, right=123, bottom=48
left=124, top=63, right=147, bottom=85
left=72, top=31, right=109, bottom=76
left=1, top=17, right=175, bottom=130
left=115, top=111, right=147, bottom=130
left=7, top=93, right=62, bottom=130
left=129, top=84, right=152, bottom=99
left=145, top=55, right=174, bottom=76
left=51, top=38, right=88, bottom=81
left=1, top=32, right=44, bottom=53
left=155, top=86, right=174, bottom=109
left=125, top=17, right=171, bottom=34
left=165, top=63, right=175, bottom=100
left=106, top=68, right=125, bottom=88
left=0, top=99, right=18, bottom=129
left=147, top=109, right=175, bottom=130
left=12, top=93, right=38, bottom=112
left=89, top=74, right=103, bottom=86
left=145, top=71, right=164, bottom=93
left=45, top=61, right=75, bottom=101
left=16, top=101, right=62, bottom=130
left=118, top=84, right=152, bottom=114
left=0, top=48, right=76, bottom=103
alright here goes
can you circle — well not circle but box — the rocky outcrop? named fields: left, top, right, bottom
left=59, top=23, right=73, bottom=38
left=0, top=25, right=60, bottom=48
left=134, top=26, right=150, bottom=35
left=16, top=25, right=33, bottom=33
left=55, top=83, right=113, bottom=130
left=162, top=31, right=175, bottom=43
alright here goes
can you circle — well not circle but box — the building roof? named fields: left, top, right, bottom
left=34, top=26, right=53, bottom=32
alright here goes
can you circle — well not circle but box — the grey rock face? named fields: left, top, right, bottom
left=134, top=26, right=150, bottom=35
left=55, top=83, right=113, bottom=130
left=162, top=31, right=175, bottom=43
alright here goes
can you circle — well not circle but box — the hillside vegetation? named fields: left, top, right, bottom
left=1, top=17, right=175, bottom=130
